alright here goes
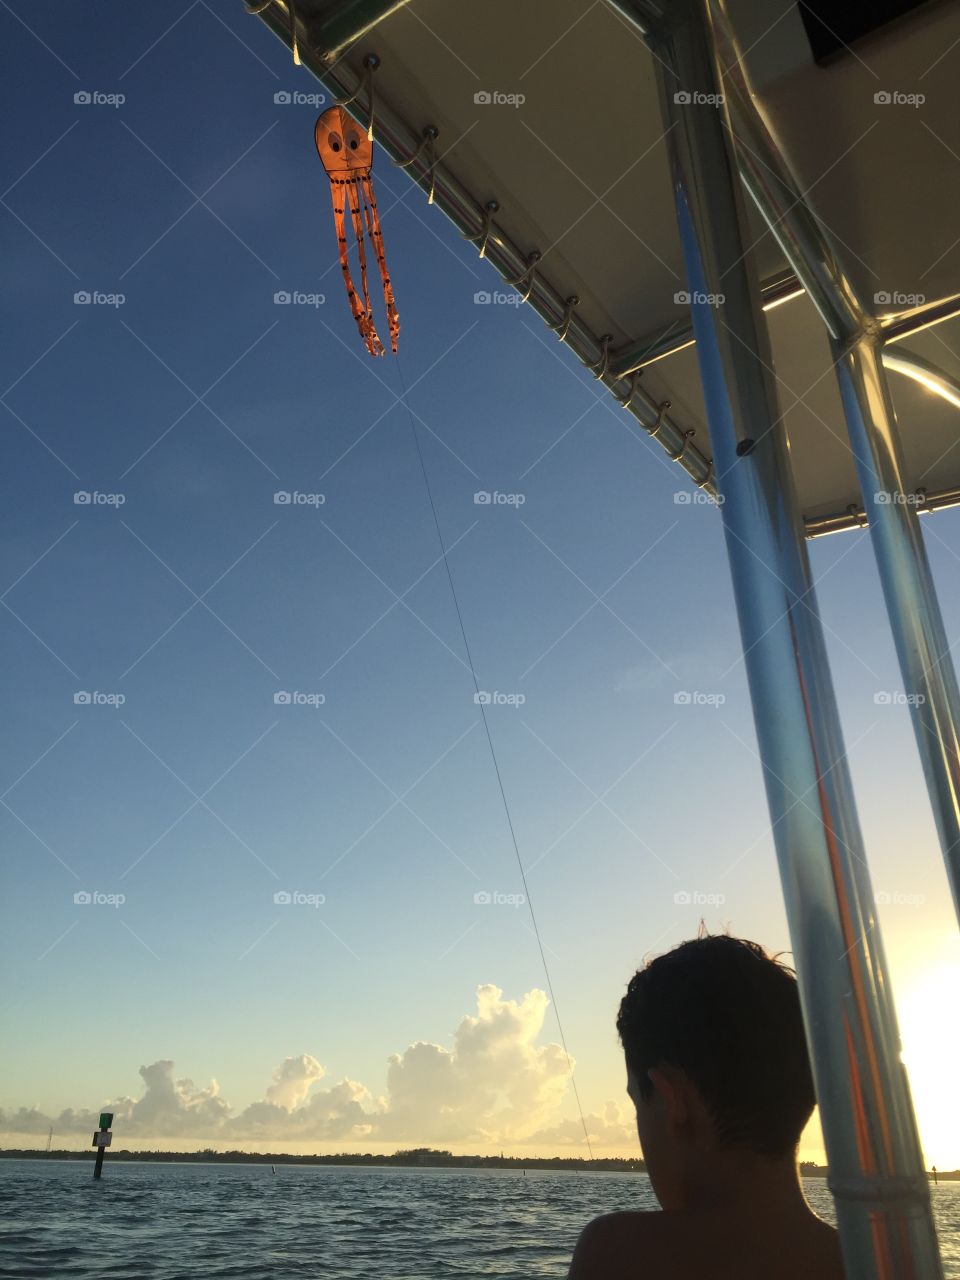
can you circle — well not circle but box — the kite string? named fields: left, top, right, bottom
left=394, top=356, right=594, bottom=1160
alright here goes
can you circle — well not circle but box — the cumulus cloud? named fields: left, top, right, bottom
left=0, top=986, right=631, bottom=1149
left=265, top=1055, right=325, bottom=1110
left=129, top=1062, right=232, bottom=1135
left=380, top=985, right=570, bottom=1142
left=529, top=1100, right=636, bottom=1148
left=230, top=1077, right=376, bottom=1142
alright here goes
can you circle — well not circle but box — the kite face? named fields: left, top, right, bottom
left=314, top=106, right=372, bottom=175
left=315, top=105, right=398, bottom=356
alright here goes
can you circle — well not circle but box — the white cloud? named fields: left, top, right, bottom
left=529, top=1100, right=636, bottom=1148
left=265, top=1055, right=325, bottom=1110
left=379, top=985, right=571, bottom=1143
left=128, top=1061, right=232, bottom=1135
left=0, top=986, right=630, bottom=1149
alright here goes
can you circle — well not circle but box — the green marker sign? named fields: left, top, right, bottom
left=99, top=1112, right=113, bottom=1130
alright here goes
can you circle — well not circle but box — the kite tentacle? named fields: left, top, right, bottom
left=346, top=175, right=382, bottom=356
left=330, top=178, right=369, bottom=348
left=360, top=174, right=400, bottom=355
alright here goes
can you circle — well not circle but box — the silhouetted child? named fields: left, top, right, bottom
left=569, top=935, right=844, bottom=1279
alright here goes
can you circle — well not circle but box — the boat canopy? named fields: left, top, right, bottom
left=252, top=0, right=960, bottom=533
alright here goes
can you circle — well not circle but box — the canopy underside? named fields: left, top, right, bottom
left=255, top=0, right=960, bottom=532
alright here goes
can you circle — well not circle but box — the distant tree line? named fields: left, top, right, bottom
left=4, top=1149, right=955, bottom=1177
left=0, top=1145, right=645, bottom=1173
left=798, top=1160, right=956, bottom=1181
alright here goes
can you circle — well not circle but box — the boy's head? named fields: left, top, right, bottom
left=617, top=935, right=815, bottom=1205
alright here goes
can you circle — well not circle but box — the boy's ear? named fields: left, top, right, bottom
left=647, top=1065, right=690, bottom=1130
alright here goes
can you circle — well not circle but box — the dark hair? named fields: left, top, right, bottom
left=617, top=935, right=815, bottom=1158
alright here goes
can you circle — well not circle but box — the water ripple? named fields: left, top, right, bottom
left=0, top=1160, right=957, bottom=1278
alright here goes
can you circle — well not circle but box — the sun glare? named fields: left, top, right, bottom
left=899, top=959, right=960, bottom=1171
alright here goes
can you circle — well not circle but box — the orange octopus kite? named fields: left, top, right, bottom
left=315, top=105, right=399, bottom=356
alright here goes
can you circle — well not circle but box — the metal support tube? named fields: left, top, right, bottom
left=610, top=279, right=960, bottom=380
left=806, top=485, right=960, bottom=539
left=637, top=3, right=942, bottom=1276
left=882, top=293, right=960, bottom=345
left=307, top=0, right=414, bottom=62
left=883, top=348, right=960, bottom=413
left=697, top=0, right=960, bottom=930
left=833, top=334, right=960, bottom=919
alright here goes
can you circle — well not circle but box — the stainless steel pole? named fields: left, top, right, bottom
left=621, top=1, right=943, bottom=1275
left=310, top=0, right=415, bottom=62
left=698, top=0, right=960, bottom=926
left=833, top=332, right=960, bottom=921
left=882, top=293, right=960, bottom=345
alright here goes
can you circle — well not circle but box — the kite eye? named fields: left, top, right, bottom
left=329, top=132, right=342, bottom=152
left=348, top=133, right=361, bottom=151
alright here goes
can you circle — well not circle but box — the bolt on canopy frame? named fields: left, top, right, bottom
left=245, top=2, right=958, bottom=1275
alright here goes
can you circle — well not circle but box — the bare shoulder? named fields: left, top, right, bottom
left=568, top=1209, right=846, bottom=1280
left=568, top=1211, right=665, bottom=1278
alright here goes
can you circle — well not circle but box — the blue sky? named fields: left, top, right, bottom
left=1, top=2, right=958, bottom=1163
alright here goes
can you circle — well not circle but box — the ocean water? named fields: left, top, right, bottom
left=0, top=1160, right=957, bottom=1278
